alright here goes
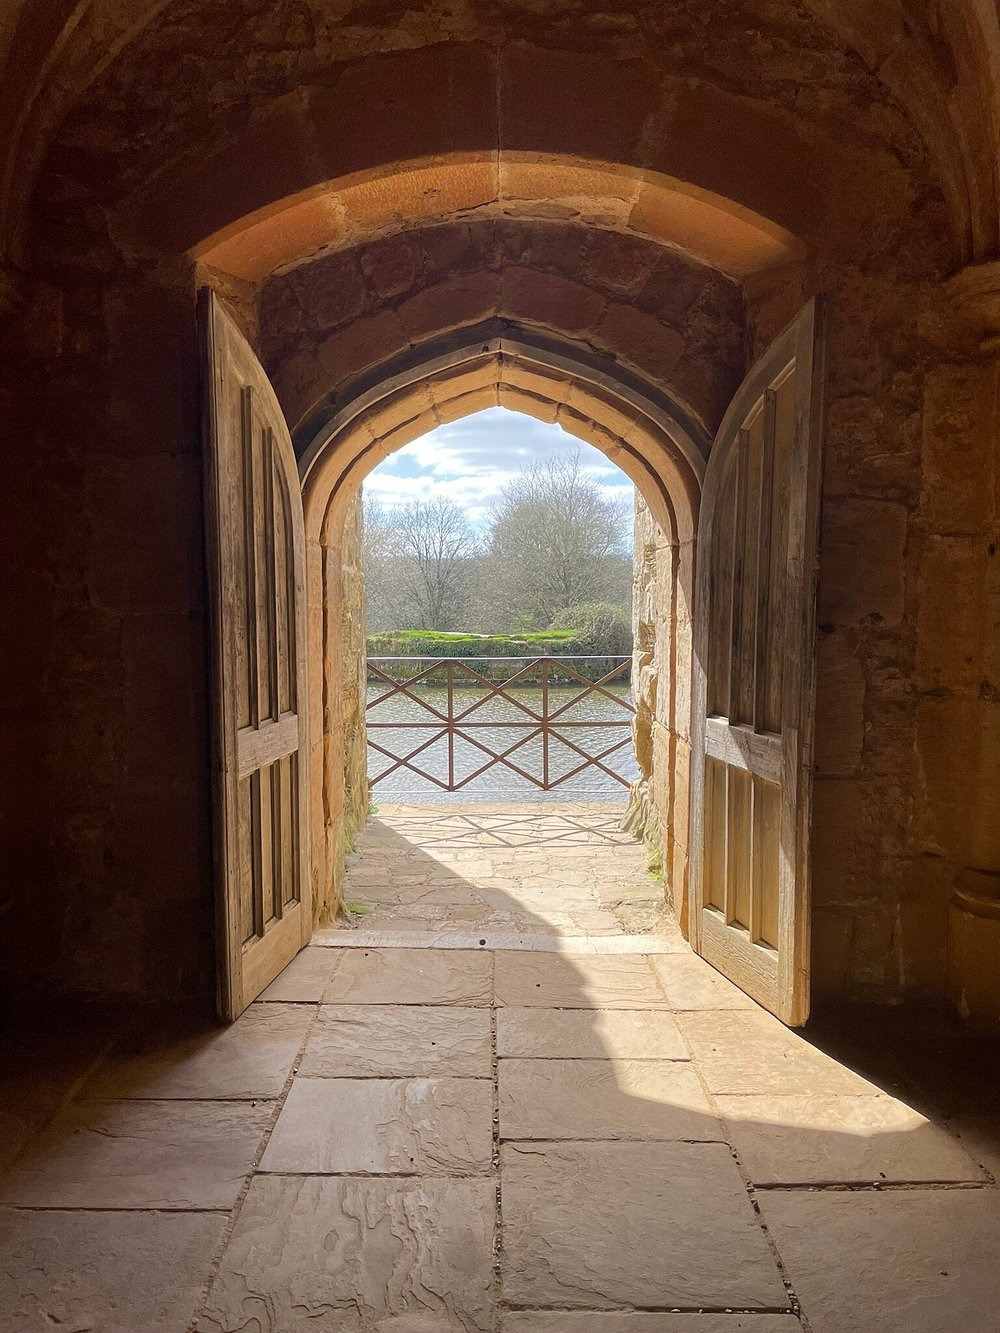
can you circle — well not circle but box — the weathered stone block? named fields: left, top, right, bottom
left=914, top=694, right=979, bottom=857
left=916, top=536, right=983, bottom=691
left=284, top=249, right=367, bottom=333
left=921, top=362, right=998, bottom=534
left=329, top=44, right=497, bottom=160
left=500, top=266, right=604, bottom=333
left=314, top=308, right=408, bottom=391
left=500, top=46, right=659, bottom=161
left=360, top=233, right=423, bottom=299
left=818, top=498, right=907, bottom=628
left=814, top=629, right=865, bottom=776
left=596, top=301, right=685, bottom=380
left=582, top=230, right=656, bottom=296
left=396, top=272, right=499, bottom=342
left=810, top=777, right=865, bottom=907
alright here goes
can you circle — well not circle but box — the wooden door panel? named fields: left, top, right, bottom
left=202, top=290, right=311, bottom=1021
left=691, top=301, right=824, bottom=1026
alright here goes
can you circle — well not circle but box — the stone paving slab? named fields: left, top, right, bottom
left=197, top=1174, right=495, bottom=1332
left=85, top=1001, right=313, bottom=1098
left=476, top=883, right=609, bottom=908
left=257, top=946, right=342, bottom=1001
left=300, top=1004, right=492, bottom=1078
left=499, top=1058, right=720, bottom=1141
left=759, top=1189, right=1000, bottom=1333
left=649, top=953, right=760, bottom=1010
left=948, top=1115, right=1000, bottom=1179
left=0, top=1207, right=228, bottom=1333
left=360, top=903, right=521, bottom=934
left=358, top=903, right=628, bottom=936
left=502, top=1140, right=789, bottom=1310
left=0, top=1005, right=116, bottom=1175
left=716, top=1093, right=987, bottom=1184
left=501, top=1317, right=803, bottom=1332
left=0, top=1098, right=270, bottom=1209
left=260, top=1076, right=493, bottom=1174
left=496, top=1006, right=688, bottom=1059
left=320, top=946, right=493, bottom=1005
left=495, top=952, right=670, bottom=1008
left=678, top=1010, right=881, bottom=1096
left=360, top=881, right=496, bottom=906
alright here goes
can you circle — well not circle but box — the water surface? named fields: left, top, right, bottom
left=366, top=680, right=639, bottom=802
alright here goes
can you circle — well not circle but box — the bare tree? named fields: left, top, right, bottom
left=485, top=450, right=632, bottom=628
left=362, top=493, right=405, bottom=632
left=393, top=495, right=480, bottom=630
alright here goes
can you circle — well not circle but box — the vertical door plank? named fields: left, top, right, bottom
left=753, top=774, right=781, bottom=949
left=732, top=406, right=765, bottom=727
left=708, top=462, right=737, bottom=719
left=704, top=756, right=728, bottom=913
left=726, top=766, right=752, bottom=930
left=762, top=369, right=795, bottom=733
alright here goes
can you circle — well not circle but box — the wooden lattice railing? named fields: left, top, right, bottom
left=366, top=655, right=635, bottom=792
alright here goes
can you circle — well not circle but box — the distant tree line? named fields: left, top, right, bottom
left=363, top=451, right=633, bottom=642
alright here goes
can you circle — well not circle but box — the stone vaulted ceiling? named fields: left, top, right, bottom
left=0, top=0, right=998, bottom=290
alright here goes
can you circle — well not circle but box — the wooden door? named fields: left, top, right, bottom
left=690, top=301, right=824, bottom=1026
left=201, top=290, right=312, bottom=1021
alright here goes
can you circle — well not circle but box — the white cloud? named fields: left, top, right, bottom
left=364, top=407, right=634, bottom=528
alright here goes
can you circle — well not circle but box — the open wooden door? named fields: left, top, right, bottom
left=201, top=290, right=312, bottom=1021
left=690, top=301, right=824, bottom=1027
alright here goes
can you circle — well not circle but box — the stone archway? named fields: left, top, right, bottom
left=297, top=324, right=707, bottom=937
left=4, top=2, right=997, bottom=1017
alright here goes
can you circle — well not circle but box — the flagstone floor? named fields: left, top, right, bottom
left=2, top=804, right=1000, bottom=1331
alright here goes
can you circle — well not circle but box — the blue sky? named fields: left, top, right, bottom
left=363, top=407, right=635, bottom=529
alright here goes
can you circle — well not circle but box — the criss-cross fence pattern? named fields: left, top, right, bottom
left=366, top=656, right=636, bottom=793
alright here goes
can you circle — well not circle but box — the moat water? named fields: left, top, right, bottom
left=366, top=681, right=639, bottom=802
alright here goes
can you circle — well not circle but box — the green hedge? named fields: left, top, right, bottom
left=365, top=629, right=631, bottom=684
left=366, top=629, right=582, bottom=657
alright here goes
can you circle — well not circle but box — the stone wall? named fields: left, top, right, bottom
left=0, top=247, right=215, bottom=1001
left=626, top=494, right=693, bottom=930
left=326, top=491, right=369, bottom=923
left=626, top=500, right=668, bottom=865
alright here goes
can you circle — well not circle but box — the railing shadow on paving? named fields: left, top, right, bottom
left=365, top=654, right=637, bottom=795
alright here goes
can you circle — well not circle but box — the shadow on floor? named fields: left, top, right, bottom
left=0, top=805, right=998, bottom=1332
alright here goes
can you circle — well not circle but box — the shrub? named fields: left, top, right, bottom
left=549, top=602, right=632, bottom=655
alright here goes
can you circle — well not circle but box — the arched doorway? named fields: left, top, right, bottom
left=297, top=323, right=705, bottom=962
left=204, top=284, right=824, bottom=1025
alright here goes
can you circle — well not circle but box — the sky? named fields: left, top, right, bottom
left=363, top=406, right=635, bottom=530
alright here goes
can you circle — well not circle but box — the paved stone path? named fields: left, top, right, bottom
left=2, top=804, right=1000, bottom=1331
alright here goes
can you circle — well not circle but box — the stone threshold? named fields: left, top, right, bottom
left=311, top=929, right=684, bottom=954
